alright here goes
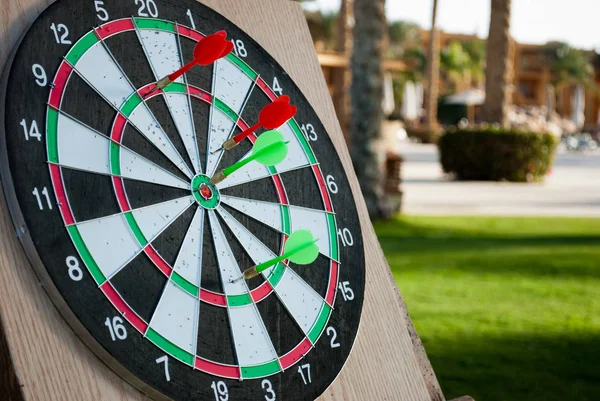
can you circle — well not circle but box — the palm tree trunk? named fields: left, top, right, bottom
left=425, top=0, right=440, bottom=131
left=333, top=0, right=353, bottom=141
left=350, top=0, right=391, bottom=219
left=482, top=0, right=514, bottom=126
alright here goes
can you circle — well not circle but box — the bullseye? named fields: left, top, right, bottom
left=199, top=184, right=213, bottom=200
left=191, top=174, right=220, bottom=209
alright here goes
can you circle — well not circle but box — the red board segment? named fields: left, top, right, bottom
left=188, top=86, right=212, bottom=103
left=257, top=77, right=277, bottom=101
left=111, top=114, right=127, bottom=143
left=49, top=164, right=75, bottom=226
left=199, top=289, right=227, bottom=307
left=101, top=282, right=148, bottom=333
left=145, top=246, right=172, bottom=276
left=280, top=338, right=312, bottom=370
left=326, top=260, right=339, bottom=306
left=250, top=281, right=273, bottom=303
left=312, top=165, right=333, bottom=213
left=271, top=174, right=288, bottom=205
left=195, top=357, right=240, bottom=379
left=177, top=25, right=205, bottom=42
left=48, top=61, right=73, bottom=109
left=112, top=177, right=131, bottom=212
left=95, top=18, right=135, bottom=39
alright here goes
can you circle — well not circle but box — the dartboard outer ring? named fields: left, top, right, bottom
left=0, top=1, right=366, bottom=400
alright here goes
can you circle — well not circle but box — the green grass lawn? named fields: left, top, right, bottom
left=373, top=216, right=600, bottom=401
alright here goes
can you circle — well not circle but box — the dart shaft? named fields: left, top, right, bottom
left=254, top=239, right=319, bottom=274
left=168, top=59, right=196, bottom=82
left=223, top=141, right=285, bottom=176
left=232, top=123, right=261, bottom=144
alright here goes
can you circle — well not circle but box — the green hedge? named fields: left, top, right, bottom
left=438, top=128, right=559, bottom=182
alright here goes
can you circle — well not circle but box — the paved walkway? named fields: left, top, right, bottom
left=400, top=143, right=600, bottom=217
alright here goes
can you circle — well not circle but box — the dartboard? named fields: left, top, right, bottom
left=0, top=1, right=365, bottom=400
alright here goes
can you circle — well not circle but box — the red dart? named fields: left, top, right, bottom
left=220, top=96, right=297, bottom=151
left=148, top=31, right=233, bottom=96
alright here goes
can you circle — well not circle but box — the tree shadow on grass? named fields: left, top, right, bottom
left=427, top=332, right=600, bottom=401
left=374, top=219, right=600, bottom=279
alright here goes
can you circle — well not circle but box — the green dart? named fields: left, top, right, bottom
left=211, top=130, right=289, bottom=185
left=233, top=230, right=320, bottom=282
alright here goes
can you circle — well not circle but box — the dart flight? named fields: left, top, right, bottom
left=211, top=130, right=289, bottom=185
left=219, top=96, right=297, bottom=151
left=235, top=230, right=320, bottom=281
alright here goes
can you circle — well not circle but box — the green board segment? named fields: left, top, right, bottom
left=162, top=82, right=188, bottom=94
left=46, top=108, right=59, bottom=163
left=308, top=303, right=332, bottom=343
left=121, top=93, right=143, bottom=117
left=280, top=206, right=291, bottom=235
left=241, top=360, right=280, bottom=379
left=214, top=98, right=238, bottom=122
left=267, top=263, right=286, bottom=287
left=65, top=31, right=99, bottom=65
left=67, top=226, right=106, bottom=285
left=227, top=293, right=252, bottom=307
left=110, top=142, right=121, bottom=175
left=289, top=120, right=317, bottom=165
left=146, top=328, right=194, bottom=365
left=226, top=54, right=258, bottom=80
left=124, top=212, right=148, bottom=246
left=171, top=272, right=199, bottom=297
left=327, top=213, right=339, bottom=261
left=134, top=18, right=176, bottom=32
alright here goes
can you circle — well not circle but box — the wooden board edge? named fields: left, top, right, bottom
left=0, top=315, right=25, bottom=401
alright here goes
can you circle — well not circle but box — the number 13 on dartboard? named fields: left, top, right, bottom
left=0, top=0, right=365, bottom=400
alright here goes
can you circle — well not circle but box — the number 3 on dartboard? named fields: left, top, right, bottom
left=261, top=379, right=276, bottom=401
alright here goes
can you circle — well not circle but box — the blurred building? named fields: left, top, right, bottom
left=318, top=28, right=600, bottom=131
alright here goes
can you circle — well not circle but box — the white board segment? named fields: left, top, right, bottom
left=289, top=206, right=331, bottom=258
left=220, top=196, right=283, bottom=233
left=136, top=30, right=201, bottom=173
left=164, top=93, right=201, bottom=173
left=173, top=208, right=204, bottom=286
left=56, top=113, right=189, bottom=190
left=216, top=206, right=277, bottom=276
left=207, top=211, right=248, bottom=295
left=57, top=114, right=110, bottom=174
left=128, top=105, right=193, bottom=178
left=215, top=155, right=272, bottom=190
left=274, top=269, right=324, bottom=335
left=131, top=197, right=194, bottom=242
left=120, top=147, right=190, bottom=190
left=74, top=42, right=134, bottom=109
left=228, top=305, right=278, bottom=366
left=77, top=214, right=141, bottom=278
left=276, top=124, right=311, bottom=173
left=150, top=281, right=199, bottom=354
left=138, top=30, right=183, bottom=81
left=206, top=108, right=236, bottom=176
left=213, top=58, right=253, bottom=114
